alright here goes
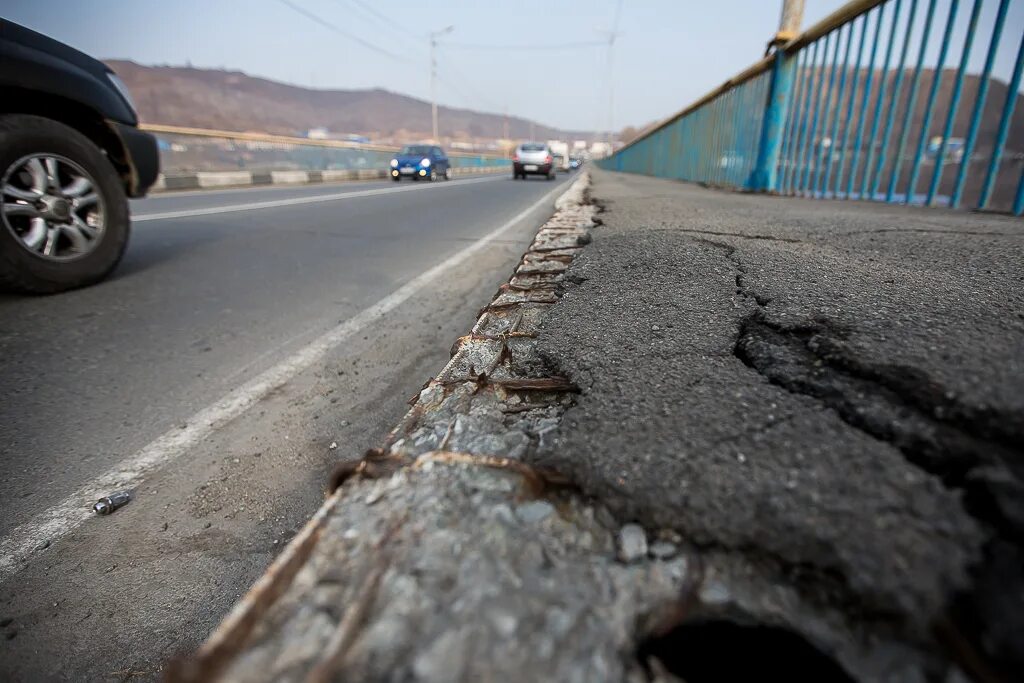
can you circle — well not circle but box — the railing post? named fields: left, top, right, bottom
left=747, top=50, right=797, bottom=191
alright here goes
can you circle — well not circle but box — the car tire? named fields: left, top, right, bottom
left=427, top=169, right=436, bottom=181
left=392, top=176, right=400, bottom=182
left=0, top=114, right=130, bottom=294
left=547, top=172, right=555, bottom=181
left=444, top=167, right=452, bottom=180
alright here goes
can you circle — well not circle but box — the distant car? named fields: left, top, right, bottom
left=0, top=20, right=159, bottom=293
left=569, top=157, right=582, bottom=171
left=390, top=145, right=450, bottom=181
left=513, top=142, right=555, bottom=180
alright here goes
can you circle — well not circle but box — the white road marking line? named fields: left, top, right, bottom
left=0, top=178, right=569, bottom=584
left=133, top=175, right=504, bottom=222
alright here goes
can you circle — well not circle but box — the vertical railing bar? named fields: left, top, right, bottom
left=800, top=34, right=832, bottom=195
left=777, top=51, right=804, bottom=193
left=951, top=0, right=1011, bottom=207
left=742, top=78, right=755, bottom=186
left=700, top=107, right=708, bottom=181
left=700, top=105, right=708, bottom=183
left=714, top=94, right=725, bottom=184
left=730, top=86, right=746, bottom=186
left=688, top=113, right=696, bottom=180
left=834, top=12, right=869, bottom=198
left=717, top=92, right=730, bottom=185
left=690, top=113, right=698, bottom=181
left=698, top=103, right=710, bottom=182
left=790, top=42, right=820, bottom=195
left=1014, top=168, right=1024, bottom=216
left=926, top=0, right=982, bottom=206
left=861, top=0, right=904, bottom=198
left=906, top=0, right=960, bottom=204
left=845, top=6, right=884, bottom=199
left=806, top=31, right=839, bottom=195
left=670, top=123, right=680, bottom=179
left=746, top=77, right=763, bottom=186
left=977, top=31, right=1024, bottom=210
left=721, top=91, right=734, bottom=185
left=782, top=48, right=811, bottom=194
left=822, top=21, right=856, bottom=197
left=704, top=97, right=718, bottom=183
left=724, top=90, right=741, bottom=188
left=870, top=0, right=920, bottom=199
left=735, top=83, right=749, bottom=187
left=886, top=0, right=939, bottom=202
left=806, top=30, right=839, bottom=196
left=696, top=110, right=704, bottom=182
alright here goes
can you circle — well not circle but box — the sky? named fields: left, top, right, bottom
left=4, top=1, right=1022, bottom=134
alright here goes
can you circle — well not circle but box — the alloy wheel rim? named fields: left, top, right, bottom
left=1, top=154, right=105, bottom=262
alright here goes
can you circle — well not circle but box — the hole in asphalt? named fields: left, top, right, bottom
left=637, top=619, right=853, bottom=682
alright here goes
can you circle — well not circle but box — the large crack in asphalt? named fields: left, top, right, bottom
left=729, top=255, right=1024, bottom=678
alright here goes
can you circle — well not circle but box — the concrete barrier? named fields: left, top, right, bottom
left=269, top=170, right=311, bottom=184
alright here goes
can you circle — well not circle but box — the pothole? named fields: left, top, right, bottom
left=638, top=619, right=854, bottom=682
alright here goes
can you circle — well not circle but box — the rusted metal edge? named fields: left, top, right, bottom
left=411, top=450, right=573, bottom=494
left=425, top=376, right=579, bottom=393
left=166, top=488, right=344, bottom=682
left=480, top=299, right=556, bottom=314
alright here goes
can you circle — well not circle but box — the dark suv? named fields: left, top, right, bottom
left=0, top=19, right=159, bottom=293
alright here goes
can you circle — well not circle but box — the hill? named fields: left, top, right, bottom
left=104, top=61, right=593, bottom=143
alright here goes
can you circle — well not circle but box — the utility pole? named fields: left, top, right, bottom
left=429, top=26, right=454, bottom=142
left=776, top=0, right=805, bottom=44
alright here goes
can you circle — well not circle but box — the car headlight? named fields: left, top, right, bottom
left=390, top=159, right=399, bottom=168
left=421, top=158, right=431, bottom=167
left=107, top=72, right=138, bottom=118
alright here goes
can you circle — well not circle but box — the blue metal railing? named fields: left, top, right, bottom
left=600, top=0, right=1024, bottom=215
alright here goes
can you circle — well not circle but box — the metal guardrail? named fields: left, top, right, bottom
left=140, top=124, right=511, bottom=175
left=600, top=0, right=1024, bottom=215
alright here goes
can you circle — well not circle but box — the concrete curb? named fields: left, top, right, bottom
left=151, top=165, right=510, bottom=193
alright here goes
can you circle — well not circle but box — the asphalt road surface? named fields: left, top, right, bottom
left=0, top=171, right=572, bottom=680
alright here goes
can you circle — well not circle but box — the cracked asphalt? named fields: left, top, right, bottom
left=532, top=170, right=1024, bottom=677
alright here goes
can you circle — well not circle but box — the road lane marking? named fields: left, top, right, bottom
left=0, top=177, right=571, bottom=584
left=133, top=175, right=505, bottom=222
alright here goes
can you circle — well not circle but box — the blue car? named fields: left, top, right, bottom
left=389, top=144, right=451, bottom=182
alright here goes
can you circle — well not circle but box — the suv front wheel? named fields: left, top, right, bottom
left=0, top=114, right=130, bottom=294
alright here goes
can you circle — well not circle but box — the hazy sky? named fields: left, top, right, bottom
left=4, top=1, right=1022, bottom=132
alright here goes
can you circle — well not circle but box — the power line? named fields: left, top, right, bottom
left=345, top=0, right=416, bottom=35
left=275, top=0, right=407, bottom=62
left=439, top=40, right=605, bottom=51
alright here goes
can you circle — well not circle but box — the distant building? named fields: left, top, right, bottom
left=590, top=142, right=613, bottom=159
